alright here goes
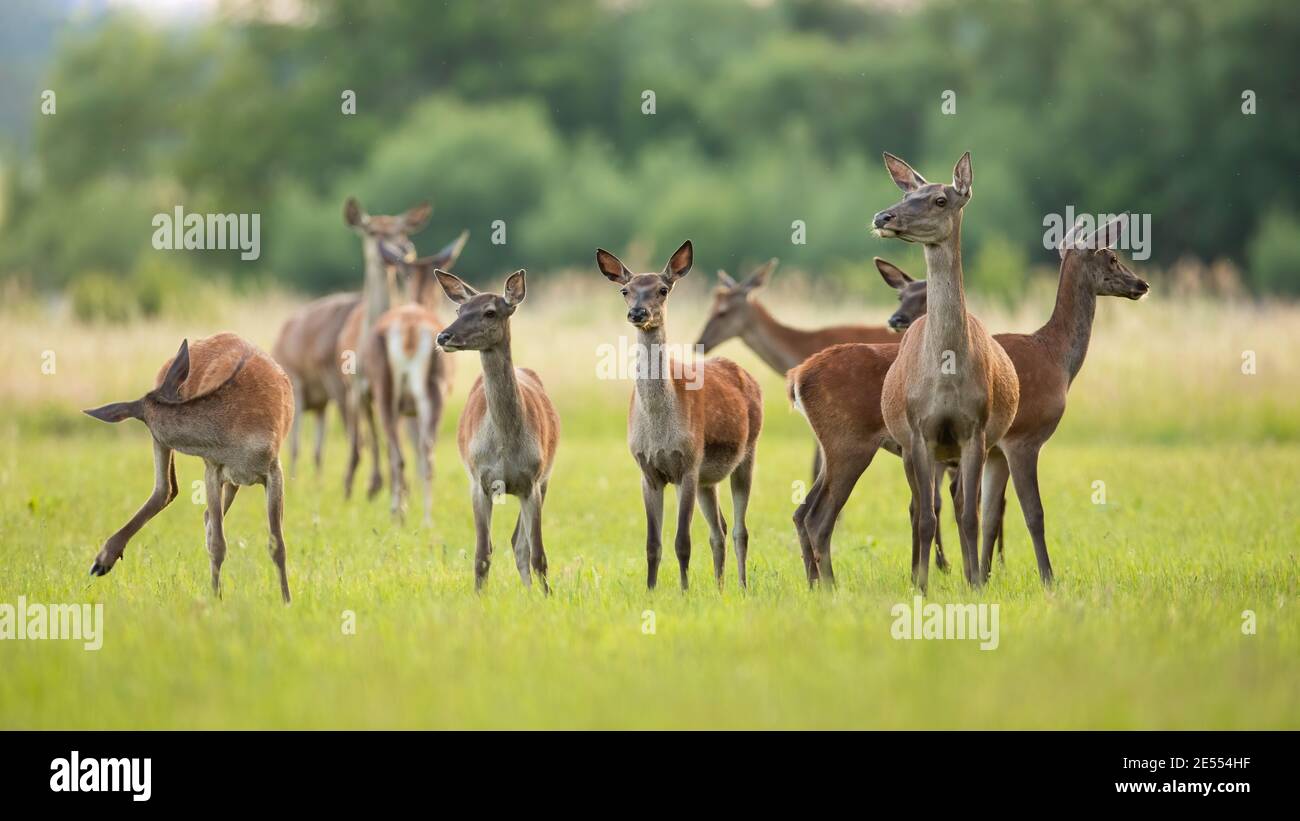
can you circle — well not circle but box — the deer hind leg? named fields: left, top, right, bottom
left=413, top=364, right=441, bottom=529
left=1005, top=441, right=1053, bottom=585
left=729, top=449, right=755, bottom=590
left=806, top=446, right=874, bottom=591
left=471, top=485, right=495, bottom=592
left=793, top=466, right=825, bottom=588
left=313, top=408, right=327, bottom=474
left=203, top=463, right=228, bottom=598
left=265, top=460, right=291, bottom=603
left=674, top=474, right=698, bottom=591
left=374, top=368, right=406, bottom=522
left=810, top=443, right=823, bottom=484
left=641, top=474, right=665, bottom=591
left=978, top=447, right=1011, bottom=582
left=91, top=439, right=177, bottom=577
left=362, top=390, right=384, bottom=500
left=957, top=433, right=987, bottom=588
left=696, top=483, right=727, bottom=589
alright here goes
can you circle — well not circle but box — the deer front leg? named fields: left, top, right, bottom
left=342, top=385, right=363, bottom=499
left=203, top=463, right=227, bottom=598
left=978, top=447, right=1011, bottom=581
left=471, top=484, right=494, bottom=593
left=313, top=408, right=327, bottom=473
left=957, top=432, right=987, bottom=588
left=641, top=474, right=665, bottom=590
left=674, top=473, right=697, bottom=591
left=288, top=378, right=305, bottom=478
left=375, top=374, right=406, bottom=522
left=90, top=438, right=177, bottom=577
left=907, top=440, right=939, bottom=594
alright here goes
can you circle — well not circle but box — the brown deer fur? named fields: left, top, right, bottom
left=362, top=232, right=468, bottom=524
left=597, top=241, right=763, bottom=590
left=335, top=197, right=432, bottom=500
left=84, top=333, right=295, bottom=602
left=434, top=269, right=560, bottom=592
left=875, top=151, right=1019, bottom=592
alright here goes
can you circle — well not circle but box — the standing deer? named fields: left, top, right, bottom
left=875, top=151, right=1019, bottom=592
left=363, top=233, right=468, bottom=524
left=597, top=241, right=763, bottom=590
left=791, top=229, right=1148, bottom=585
left=84, top=333, right=295, bottom=602
left=335, top=197, right=432, bottom=500
left=433, top=269, right=560, bottom=592
left=976, top=216, right=1149, bottom=581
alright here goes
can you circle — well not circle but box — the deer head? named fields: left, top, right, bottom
left=343, top=196, right=432, bottom=265
left=696, top=258, right=777, bottom=352
left=402, top=229, right=470, bottom=307
left=1059, top=217, right=1150, bottom=300
left=875, top=257, right=929, bottom=331
left=433, top=269, right=527, bottom=352
left=596, top=240, right=693, bottom=331
left=871, top=151, right=972, bottom=245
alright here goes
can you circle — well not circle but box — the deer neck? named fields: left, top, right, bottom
left=409, top=270, right=442, bottom=314
left=921, top=216, right=970, bottom=359
left=740, top=302, right=809, bottom=372
left=478, top=327, right=526, bottom=435
left=633, top=323, right=678, bottom=417
left=1038, top=255, right=1097, bottom=385
left=361, top=239, right=396, bottom=331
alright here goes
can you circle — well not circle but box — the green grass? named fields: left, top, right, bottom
left=1, top=394, right=1297, bottom=729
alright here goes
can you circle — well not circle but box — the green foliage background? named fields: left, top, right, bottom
left=0, top=0, right=1298, bottom=293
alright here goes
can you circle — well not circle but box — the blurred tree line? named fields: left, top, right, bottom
left=1, top=0, right=1297, bottom=299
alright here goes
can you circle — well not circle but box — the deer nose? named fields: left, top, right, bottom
left=888, top=312, right=908, bottom=330
left=628, top=307, right=649, bottom=323
left=436, top=331, right=452, bottom=347
left=873, top=211, right=894, bottom=229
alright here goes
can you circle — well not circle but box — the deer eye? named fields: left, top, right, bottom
left=935, top=197, right=947, bottom=207
left=483, top=309, right=496, bottom=319
left=659, top=287, right=669, bottom=296
left=620, top=288, right=629, bottom=296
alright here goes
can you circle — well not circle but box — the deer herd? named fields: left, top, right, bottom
left=83, top=151, right=1149, bottom=601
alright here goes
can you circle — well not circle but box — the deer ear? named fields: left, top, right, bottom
left=344, top=197, right=366, bottom=228
left=426, top=229, right=469, bottom=271
left=743, top=258, right=777, bottom=291
left=157, top=339, right=190, bottom=401
left=503, top=270, right=526, bottom=307
left=952, top=151, right=973, bottom=198
left=875, top=257, right=914, bottom=289
left=716, top=270, right=739, bottom=290
left=1059, top=219, right=1087, bottom=259
left=1090, top=215, right=1127, bottom=251
left=596, top=248, right=632, bottom=284
left=663, top=240, right=693, bottom=283
left=83, top=400, right=141, bottom=423
left=883, top=152, right=927, bottom=193
left=434, top=269, right=478, bottom=304
left=402, top=202, right=432, bottom=233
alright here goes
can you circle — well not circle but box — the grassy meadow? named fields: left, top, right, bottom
left=1, top=275, right=1297, bottom=729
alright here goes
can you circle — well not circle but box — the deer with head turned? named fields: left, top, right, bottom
left=363, top=231, right=468, bottom=524
left=433, top=269, right=559, bottom=592
left=83, top=333, right=295, bottom=602
left=335, top=196, right=432, bottom=500
left=875, top=151, right=1019, bottom=592
left=597, top=241, right=763, bottom=591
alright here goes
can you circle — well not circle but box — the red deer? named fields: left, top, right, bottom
left=874, top=151, right=1019, bottom=592
left=597, top=241, right=763, bottom=590
left=791, top=229, right=1147, bottom=586
left=84, top=333, right=295, bottom=602
left=434, top=269, right=560, bottom=593
left=362, top=232, right=468, bottom=524
left=335, top=197, right=432, bottom=500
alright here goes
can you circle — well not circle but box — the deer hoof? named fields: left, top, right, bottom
left=89, top=561, right=112, bottom=577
